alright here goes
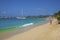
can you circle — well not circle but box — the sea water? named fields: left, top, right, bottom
left=0, top=18, right=46, bottom=32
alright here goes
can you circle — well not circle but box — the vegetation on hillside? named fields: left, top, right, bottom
left=53, top=11, right=60, bottom=24
left=26, top=15, right=51, bottom=18
left=54, top=11, right=60, bottom=17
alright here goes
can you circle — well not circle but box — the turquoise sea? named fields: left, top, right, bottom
left=0, top=18, right=46, bottom=32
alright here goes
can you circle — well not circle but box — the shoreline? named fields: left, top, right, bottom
left=0, top=18, right=47, bottom=32
left=4, top=18, right=60, bottom=40
left=0, top=18, right=49, bottom=40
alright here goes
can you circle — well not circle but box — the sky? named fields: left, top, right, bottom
left=0, top=0, right=60, bottom=16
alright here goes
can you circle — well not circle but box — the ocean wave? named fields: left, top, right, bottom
left=22, top=23, right=34, bottom=27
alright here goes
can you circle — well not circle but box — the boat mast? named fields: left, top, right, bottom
left=22, top=8, right=23, bottom=17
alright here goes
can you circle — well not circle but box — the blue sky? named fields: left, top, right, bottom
left=0, top=0, right=60, bottom=16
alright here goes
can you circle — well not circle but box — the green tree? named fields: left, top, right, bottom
left=54, top=11, right=60, bottom=17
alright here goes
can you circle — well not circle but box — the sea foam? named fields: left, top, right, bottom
left=22, top=23, right=34, bottom=27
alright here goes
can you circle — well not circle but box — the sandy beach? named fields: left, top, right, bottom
left=1, top=18, right=60, bottom=40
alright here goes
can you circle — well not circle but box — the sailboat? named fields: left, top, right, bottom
left=16, top=8, right=26, bottom=19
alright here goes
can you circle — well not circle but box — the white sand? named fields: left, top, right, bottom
left=5, top=19, right=60, bottom=40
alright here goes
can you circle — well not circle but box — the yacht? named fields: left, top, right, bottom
left=16, top=8, right=26, bottom=19
left=16, top=17, right=26, bottom=19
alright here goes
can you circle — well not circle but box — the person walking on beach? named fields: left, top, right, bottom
left=49, top=16, right=53, bottom=24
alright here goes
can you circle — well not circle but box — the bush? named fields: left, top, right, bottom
left=57, top=16, right=60, bottom=24
left=57, top=17, right=60, bottom=21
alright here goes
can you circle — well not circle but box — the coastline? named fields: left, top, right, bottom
left=4, top=18, right=60, bottom=40
left=0, top=18, right=49, bottom=40
left=0, top=18, right=46, bottom=32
